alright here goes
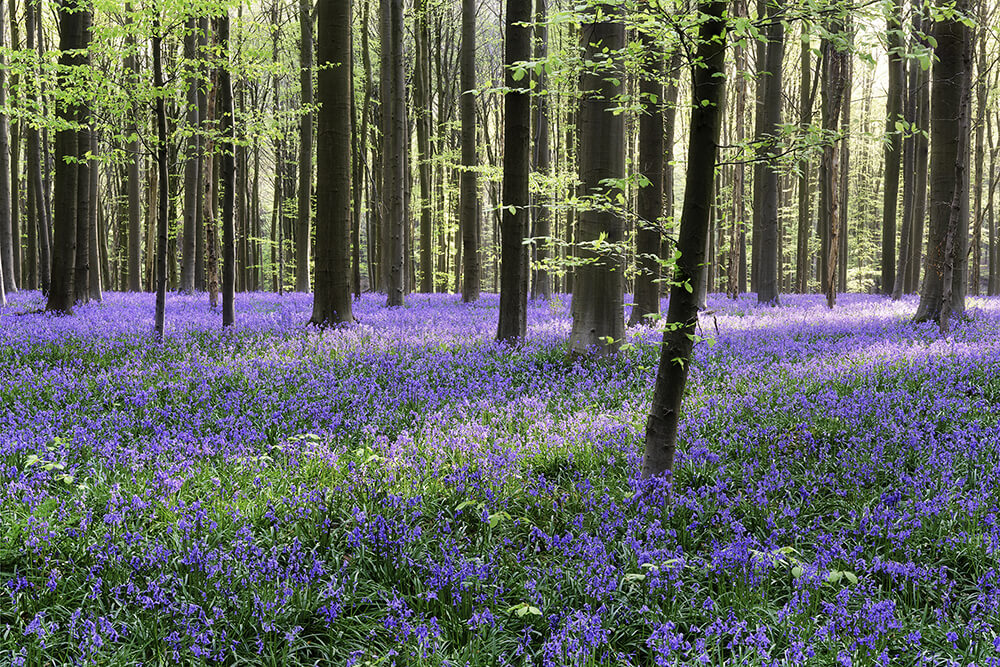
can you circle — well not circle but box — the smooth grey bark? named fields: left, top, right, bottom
left=180, top=17, right=200, bottom=294
left=881, top=0, right=904, bottom=294
left=756, top=0, right=783, bottom=305
left=642, top=0, right=726, bottom=481
left=460, top=0, right=480, bottom=302
left=629, top=15, right=663, bottom=325
left=497, top=0, right=532, bottom=342
left=380, top=0, right=406, bottom=306
left=795, top=20, right=812, bottom=294
left=0, top=0, right=14, bottom=295
left=310, top=0, right=354, bottom=325
left=295, top=0, right=313, bottom=292
left=88, top=130, right=101, bottom=301
left=530, top=0, right=551, bottom=301
left=26, top=0, right=49, bottom=294
left=569, top=8, right=626, bottom=354
left=220, top=13, right=235, bottom=327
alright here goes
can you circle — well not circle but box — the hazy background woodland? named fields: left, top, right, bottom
left=0, top=0, right=995, bottom=315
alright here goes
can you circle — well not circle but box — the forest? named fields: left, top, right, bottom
left=2, top=0, right=1000, bottom=663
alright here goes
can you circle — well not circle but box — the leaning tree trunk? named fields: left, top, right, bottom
left=914, top=0, right=972, bottom=325
left=295, top=0, right=313, bottom=292
left=629, top=9, right=663, bottom=326
left=642, top=0, right=726, bottom=481
left=756, top=0, right=783, bottom=305
left=47, top=0, right=87, bottom=314
left=310, top=0, right=355, bottom=325
left=496, top=0, right=532, bottom=342
left=220, top=13, right=235, bottom=327
left=569, top=7, right=625, bottom=354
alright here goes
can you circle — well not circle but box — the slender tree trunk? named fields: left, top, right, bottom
left=295, top=0, right=313, bottom=292
left=838, top=45, right=851, bottom=293
left=7, top=0, right=21, bottom=289
left=881, top=0, right=904, bottom=294
left=971, top=5, right=986, bottom=295
left=152, top=22, right=169, bottom=337
left=219, top=13, right=235, bottom=326
left=756, top=0, right=783, bottom=305
left=380, top=0, right=406, bottom=306
left=629, top=12, right=662, bottom=325
left=460, top=0, right=480, bottom=302
left=795, top=20, right=812, bottom=294
left=124, top=4, right=141, bottom=291
left=497, top=0, right=532, bottom=342
left=414, top=0, right=433, bottom=292
left=88, top=131, right=101, bottom=301
left=642, top=0, right=726, bottom=481
left=310, top=0, right=355, bottom=324
left=894, top=35, right=917, bottom=299
left=27, top=0, right=50, bottom=294
left=205, top=63, right=219, bottom=306
left=0, top=0, right=14, bottom=295
left=915, top=0, right=972, bottom=325
left=179, top=17, right=200, bottom=294
left=988, top=114, right=998, bottom=295
left=820, top=24, right=848, bottom=309
left=907, top=23, right=931, bottom=294
left=530, top=0, right=551, bottom=301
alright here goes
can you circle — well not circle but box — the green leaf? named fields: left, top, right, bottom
left=844, top=571, right=858, bottom=585
left=791, top=565, right=804, bottom=579
left=512, top=67, right=526, bottom=82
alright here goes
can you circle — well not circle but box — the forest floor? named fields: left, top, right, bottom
left=2, top=291, right=1000, bottom=665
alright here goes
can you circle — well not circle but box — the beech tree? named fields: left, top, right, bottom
left=460, top=0, right=480, bottom=303
left=569, top=3, right=625, bottom=354
left=497, top=0, right=532, bottom=342
left=642, top=0, right=727, bottom=480
left=310, top=0, right=354, bottom=326
left=914, top=0, right=974, bottom=329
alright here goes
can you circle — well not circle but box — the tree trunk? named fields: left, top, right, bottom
left=459, top=0, right=480, bottom=302
left=971, top=5, right=986, bottom=295
left=819, top=25, right=848, bottom=309
left=497, top=0, right=532, bottom=342
left=295, top=0, right=313, bottom=292
left=642, top=0, right=726, bottom=481
left=894, top=31, right=917, bottom=300
left=179, top=17, right=200, bottom=294
left=0, top=0, right=14, bottom=295
left=88, top=131, right=101, bottom=301
left=152, top=21, right=169, bottom=338
left=530, top=0, right=551, bottom=302
left=880, top=0, right=904, bottom=295
left=123, top=4, right=142, bottom=292
left=220, top=13, right=235, bottom=326
left=914, top=0, right=972, bottom=325
left=569, top=8, right=625, bottom=353
left=47, top=0, right=88, bottom=314
left=756, top=0, right=783, bottom=305
left=380, top=0, right=406, bottom=306
left=310, top=0, right=355, bottom=324
left=795, top=20, right=812, bottom=294
left=906, top=24, right=930, bottom=294
left=27, top=0, right=50, bottom=295
left=629, top=11, right=662, bottom=325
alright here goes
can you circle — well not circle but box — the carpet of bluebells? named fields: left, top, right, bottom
left=2, top=290, right=1000, bottom=665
